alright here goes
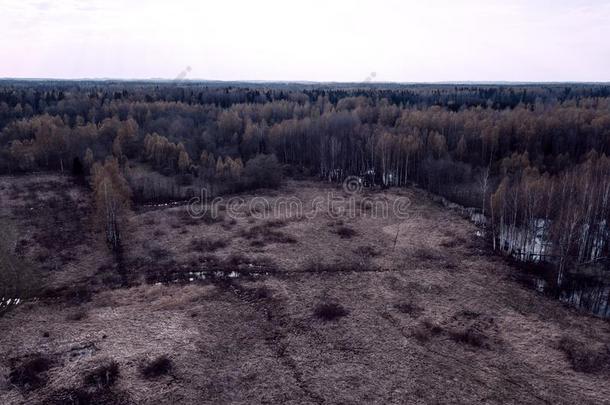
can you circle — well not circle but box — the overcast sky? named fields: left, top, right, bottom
left=1, top=0, right=609, bottom=82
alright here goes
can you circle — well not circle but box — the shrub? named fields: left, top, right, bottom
left=226, top=253, right=249, bottom=267
left=413, top=320, right=443, bottom=343
left=149, top=246, right=172, bottom=261
left=449, top=328, right=488, bottom=348
left=66, top=308, right=88, bottom=321
left=558, top=336, right=610, bottom=373
left=9, top=354, right=53, bottom=390
left=439, top=239, right=459, bottom=248
left=140, top=355, right=173, bottom=378
left=143, top=216, right=158, bottom=226
left=252, top=286, right=273, bottom=300
left=175, top=209, right=201, bottom=226
left=240, top=221, right=296, bottom=245
left=190, top=238, right=229, bottom=252
left=335, top=225, right=357, bottom=239
left=356, top=245, right=381, bottom=258
left=314, top=302, right=349, bottom=321
left=39, top=284, right=93, bottom=305
left=395, top=301, right=423, bottom=317
left=250, top=240, right=266, bottom=248
left=413, top=248, right=442, bottom=261
left=84, top=360, right=120, bottom=388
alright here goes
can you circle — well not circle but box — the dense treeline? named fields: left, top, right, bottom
left=1, top=81, right=610, bottom=278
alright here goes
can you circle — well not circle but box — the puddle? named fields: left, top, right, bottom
left=185, top=270, right=241, bottom=282
left=170, top=269, right=268, bottom=284
left=441, top=197, right=610, bottom=319
left=68, top=342, right=99, bottom=361
left=139, top=200, right=191, bottom=211
left=0, top=297, right=22, bottom=312
left=148, top=262, right=271, bottom=285
left=517, top=265, right=610, bottom=319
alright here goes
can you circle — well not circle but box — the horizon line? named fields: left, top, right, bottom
left=1, top=77, right=610, bottom=86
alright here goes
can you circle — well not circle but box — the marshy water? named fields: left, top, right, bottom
left=432, top=194, right=610, bottom=319
left=523, top=266, right=610, bottom=318
left=0, top=297, right=21, bottom=312
left=494, top=220, right=610, bottom=319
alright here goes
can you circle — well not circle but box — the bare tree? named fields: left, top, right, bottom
left=477, top=165, right=490, bottom=217
left=91, top=158, right=132, bottom=251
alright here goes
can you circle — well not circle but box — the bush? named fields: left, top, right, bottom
left=242, top=154, right=282, bottom=190
left=190, top=238, right=229, bottom=252
left=394, top=301, right=423, bottom=317
left=449, top=328, right=488, bottom=348
left=66, top=308, right=88, bottom=321
left=335, top=225, right=358, bottom=239
left=240, top=221, right=296, bottom=245
left=9, top=354, right=53, bottom=390
left=84, top=360, right=120, bottom=388
left=355, top=245, right=381, bottom=258
left=314, top=302, right=349, bottom=321
left=140, top=355, right=173, bottom=378
left=413, top=320, right=443, bottom=343
left=252, top=286, right=273, bottom=300
left=558, top=336, right=610, bottom=373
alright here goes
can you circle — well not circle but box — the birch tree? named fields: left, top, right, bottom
left=91, top=158, right=132, bottom=251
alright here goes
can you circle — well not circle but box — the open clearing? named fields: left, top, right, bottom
left=1, top=174, right=609, bottom=404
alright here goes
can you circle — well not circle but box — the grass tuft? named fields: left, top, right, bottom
left=314, top=302, right=349, bottom=321
left=9, top=354, right=53, bottom=391
left=140, top=355, right=173, bottom=378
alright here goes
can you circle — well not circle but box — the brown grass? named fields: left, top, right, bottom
left=190, top=237, right=229, bottom=253
left=2, top=178, right=610, bottom=404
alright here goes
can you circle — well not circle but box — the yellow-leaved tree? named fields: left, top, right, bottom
left=91, top=157, right=132, bottom=251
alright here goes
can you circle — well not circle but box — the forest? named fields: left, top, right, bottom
left=1, top=80, right=610, bottom=284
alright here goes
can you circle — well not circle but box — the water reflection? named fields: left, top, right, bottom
left=522, top=266, right=610, bottom=319
left=0, top=297, right=22, bottom=312
left=459, top=206, right=610, bottom=319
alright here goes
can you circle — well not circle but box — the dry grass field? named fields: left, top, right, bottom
left=1, top=174, right=609, bottom=404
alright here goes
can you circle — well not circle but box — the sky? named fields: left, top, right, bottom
left=1, top=0, right=609, bottom=82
